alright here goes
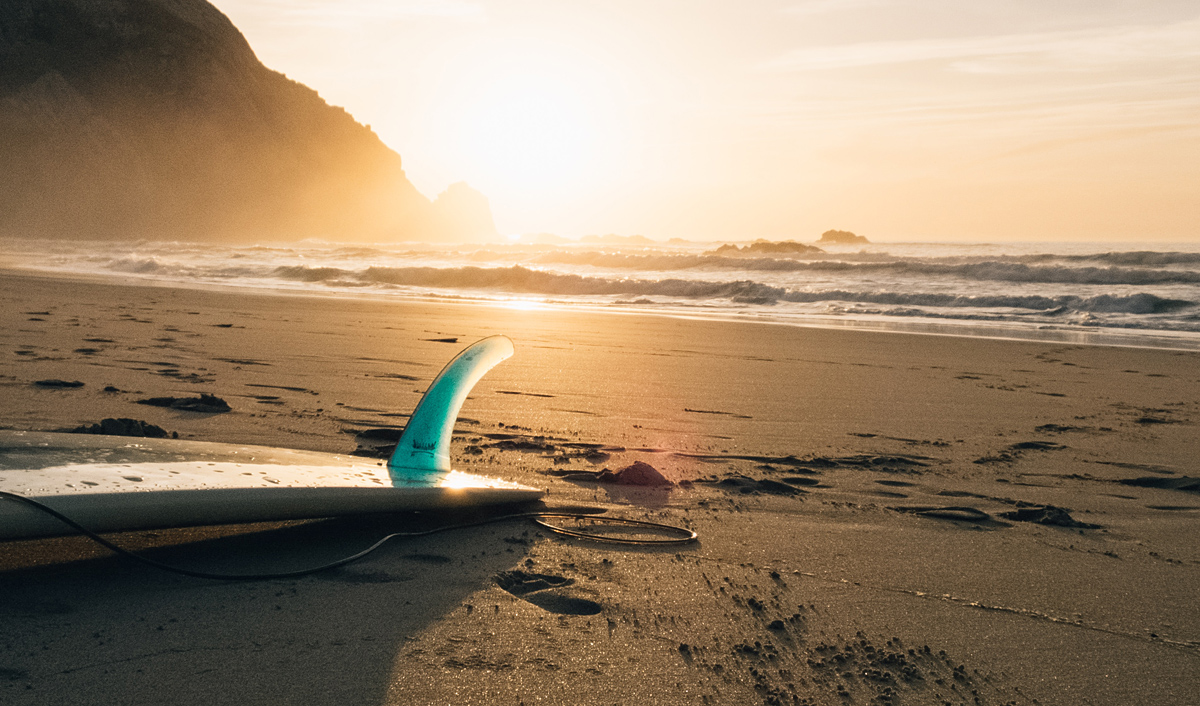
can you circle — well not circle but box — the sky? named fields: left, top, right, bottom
left=216, top=0, right=1200, bottom=242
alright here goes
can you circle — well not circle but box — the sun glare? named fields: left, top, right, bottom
left=462, top=71, right=602, bottom=194
left=429, top=38, right=628, bottom=202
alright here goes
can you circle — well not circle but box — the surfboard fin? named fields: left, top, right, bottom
left=388, top=335, right=515, bottom=480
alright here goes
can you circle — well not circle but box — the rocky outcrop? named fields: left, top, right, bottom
left=818, top=229, right=869, bottom=244
left=432, top=182, right=498, bottom=241
left=705, top=240, right=823, bottom=257
left=0, top=0, right=495, bottom=242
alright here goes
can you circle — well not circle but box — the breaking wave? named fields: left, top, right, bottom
left=6, top=237, right=1200, bottom=342
left=1052, top=251, right=1200, bottom=267
left=447, top=250, right=1200, bottom=286
left=273, top=264, right=1194, bottom=315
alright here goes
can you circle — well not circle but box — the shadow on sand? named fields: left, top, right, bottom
left=0, top=505, right=538, bottom=705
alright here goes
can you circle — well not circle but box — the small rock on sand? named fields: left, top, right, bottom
left=1119, top=476, right=1200, bottom=493
left=597, top=461, right=673, bottom=486
left=1000, top=505, right=1100, bottom=528
left=61, top=418, right=173, bottom=438
left=136, top=393, right=231, bottom=413
left=34, top=379, right=84, bottom=388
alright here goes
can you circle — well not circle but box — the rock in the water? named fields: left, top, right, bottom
left=705, top=240, right=823, bottom=257
left=818, top=229, right=870, bottom=244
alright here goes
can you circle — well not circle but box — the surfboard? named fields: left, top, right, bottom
left=0, top=336, right=544, bottom=541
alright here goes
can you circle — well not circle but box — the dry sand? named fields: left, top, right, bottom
left=1, top=270, right=1198, bottom=705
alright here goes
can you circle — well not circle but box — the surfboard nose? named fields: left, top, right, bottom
left=388, top=336, right=515, bottom=481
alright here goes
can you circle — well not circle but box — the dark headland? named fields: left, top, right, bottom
left=0, top=0, right=494, bottom=242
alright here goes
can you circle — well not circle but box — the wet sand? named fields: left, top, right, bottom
left=2, top=269, right=1199, bottom=705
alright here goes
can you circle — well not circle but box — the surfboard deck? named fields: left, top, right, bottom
left=0, top=336, right=544, bottom=541
left=0, top=430, right=543, bottom=540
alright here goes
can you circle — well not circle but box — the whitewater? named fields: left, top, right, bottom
left=5, top=238, right=1200, bottom=350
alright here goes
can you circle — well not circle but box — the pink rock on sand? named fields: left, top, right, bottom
left=598, top=461, right=674, bottom=487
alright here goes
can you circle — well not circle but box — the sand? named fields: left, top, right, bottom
left=1, top=269, right=1198, bottom=705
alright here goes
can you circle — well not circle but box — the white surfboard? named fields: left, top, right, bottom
left=0, top=336, right=543, bottom=541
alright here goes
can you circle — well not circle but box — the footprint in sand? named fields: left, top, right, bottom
left=494, top=570, right=602, bottom=616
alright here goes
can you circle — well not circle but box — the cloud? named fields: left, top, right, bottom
left=763, top=17, right=1200, bottom=72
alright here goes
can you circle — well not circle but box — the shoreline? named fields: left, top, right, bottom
left=5, top=265, right=1200, bottom=353
left=2, top=267, right=1198, bottom=705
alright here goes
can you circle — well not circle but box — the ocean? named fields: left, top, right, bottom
left=5, top=237, right=1200, bottom=350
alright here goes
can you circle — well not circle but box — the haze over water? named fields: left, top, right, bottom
left=219, top=0, right=1200, bottom=244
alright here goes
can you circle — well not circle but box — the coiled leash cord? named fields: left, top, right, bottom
left=0, top=490, right=697, bottom=581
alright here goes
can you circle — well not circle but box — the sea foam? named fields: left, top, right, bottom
left=4, top=237, right=1200, bottom=342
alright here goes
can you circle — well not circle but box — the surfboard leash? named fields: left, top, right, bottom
left=0, top=490, right=697, bottom=581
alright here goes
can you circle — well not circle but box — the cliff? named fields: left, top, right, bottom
left=0, top=0, right=496, bottom=242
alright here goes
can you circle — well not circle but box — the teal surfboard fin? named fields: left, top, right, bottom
left=388, top=335, right=515, bottom=480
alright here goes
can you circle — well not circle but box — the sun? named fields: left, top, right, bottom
left=427, top=37, right=628, bottom=202
left=462, top=72, right=598, bottom=194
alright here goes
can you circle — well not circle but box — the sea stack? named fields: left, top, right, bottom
left=817, top=229, right=870, bottom=244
